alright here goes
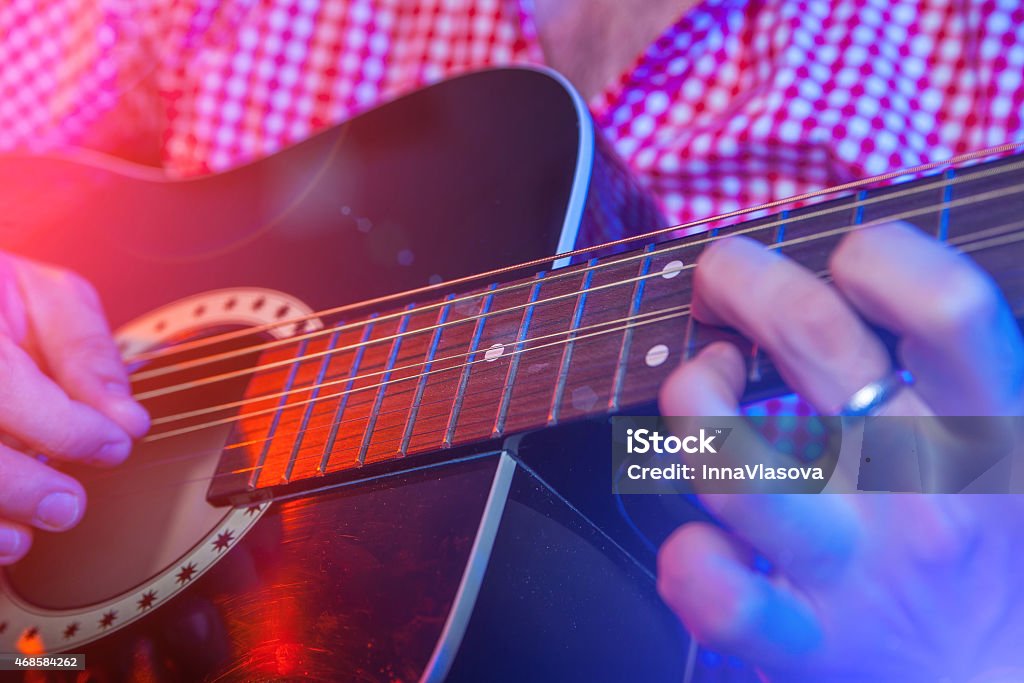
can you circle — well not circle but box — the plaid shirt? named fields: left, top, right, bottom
left=1, top=0, right=1022, bottom=234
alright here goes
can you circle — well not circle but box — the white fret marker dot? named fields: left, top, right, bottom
left=645, top=344, right=670, bottom=367
left=661, top=260, right=684, bottom=279
left=484, top=343, right=505, bottom=362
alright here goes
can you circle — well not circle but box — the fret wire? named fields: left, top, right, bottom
left=222, top=373, right=471, bottom=461
left=682, top=315, right=697, bottom=363
left=284, top=328, right=342, bottom=483
left=235, top=422, right=485, bottom=480
left=400, top=295, right=453, bottom=455
left=549, top=260, right=597, bottom=424
left=610, top=246, right=654, bottom=411
left=493, top=273, right=544, bottom=436
left=443, top=284, right=497, bottom=447
left=228, top=379, right=433, bottom=456
left=853, top=190, right=867, bottom=226
left=774, top=209, right=789, bottom=242
left=247, top=338, right=309, bottom=490
left=357, top=305, right=414, bottom=465
left=938, top=168, right=955, bottom=242
left=319, top=317, right=375, bottom=474
left=218, top=422, right=456, bottom=482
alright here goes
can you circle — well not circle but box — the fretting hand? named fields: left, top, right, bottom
left=657, top=222, right=1024, bottom=681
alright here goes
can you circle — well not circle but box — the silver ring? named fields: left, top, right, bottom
left=835, top=369, right=915, bottom=417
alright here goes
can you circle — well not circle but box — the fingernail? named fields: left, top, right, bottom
left=0, top=528, right=23, bottom=558
left=94, top=439, right=132, bottom=465
left=34, top=492, right=82, bottom=531
left=103, top=392, right=151, bottom=439
left=116, top=400, right=150, bottom=439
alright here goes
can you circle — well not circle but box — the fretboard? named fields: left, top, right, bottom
left=208, top=151, right=1024, bottom=503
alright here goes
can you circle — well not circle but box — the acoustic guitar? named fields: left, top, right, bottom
left=0, top=67, right=1020, bottom=682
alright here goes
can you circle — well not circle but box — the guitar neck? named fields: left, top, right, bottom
left=205, top=151, right=1024, bottom=504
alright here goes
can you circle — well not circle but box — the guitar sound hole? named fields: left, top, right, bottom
left=5, top=329, right=264, bottom=610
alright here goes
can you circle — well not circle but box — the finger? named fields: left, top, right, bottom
left=0, top=335, right=133, bottom=464
left=658, top=522, right=822, bottom=665
left=659, top=344, right=851, bottom=493
left=830, top=222, right=1024, bottom=415
left=661, top=342, right=861, bottom=572
left=701, top=491, right=862, bottom=587
left=0, top=520, right=32, bottom=565
left=15, top=260, right=149, bottom=438
left=692, top=236, right=921, bottom=415
left=894, top=495, right=983, bottom=568
left=0, top=443, right=86, bottom=532
left=659, top=340, right=747, bottom=417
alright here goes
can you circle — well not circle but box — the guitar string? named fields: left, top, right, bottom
left=133, top=184, right=1024, bottom=437
left=125, top=159, right=1024, bottom=411
left=127, top=152, right=1024, bottom=384
left=75, top=210, right=1024, bottom=493
left=122, top=165, right=955, bottom=382
left=141, top=301, right=699, bottom=441
left=72, top=218, right=1024, bottom=493
left=179, top=211, right=1024, bottom=467
left=123, top=140, right=1024, bottom=369
left=130, top=180, right=1024, bottom=417
left=145, top=303, right=693, bottom=427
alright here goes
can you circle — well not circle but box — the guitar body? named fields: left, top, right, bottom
left=0, top=69, right=700, bottom=682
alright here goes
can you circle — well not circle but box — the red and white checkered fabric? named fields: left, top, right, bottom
left=1, top=0, right=1022, bottom=234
